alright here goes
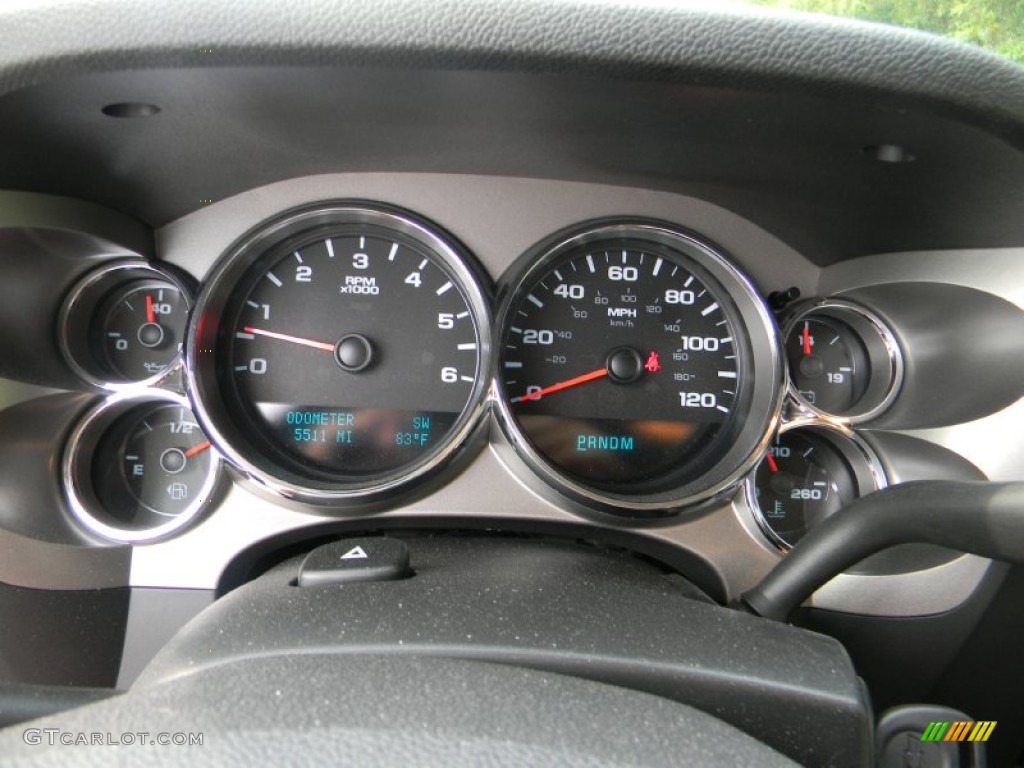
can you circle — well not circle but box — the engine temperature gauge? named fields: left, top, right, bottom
left=747, top=424, right=885, bottom=550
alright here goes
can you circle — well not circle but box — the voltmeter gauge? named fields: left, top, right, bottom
left=64, top=393, right=221, bottom=542
left=746, top=423, right=885, bottom=550
left=782, top=299, right=903, bottom=423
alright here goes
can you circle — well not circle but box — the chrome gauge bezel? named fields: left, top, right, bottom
left=492, top=221, right=785, bottom=517
left=62, top=390, right=222, bottom=543
left=781, top=298, right=904, bottom=424
left=58, top=259, right=194, bottom=391
left=744, top=418, right=887, bottom=552
left=185, top=202, right=493, bottom=508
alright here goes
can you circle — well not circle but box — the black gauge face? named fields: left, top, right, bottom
left=74, top=401, right=218, bottom=540
left=191, top=206, right=490, bottom=497
left=499, top=230, right=757, bottom=496
left=786, top=317, right=869, bottom=414
left=94, top=280, right=188, bottom=382
left=752, top=430, right=857, bottom=548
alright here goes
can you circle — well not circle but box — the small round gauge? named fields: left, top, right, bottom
left=494, top=221, right=783, bottom=514
left=782, top=299, right=903, bottom=422
left=94, top=280, right=189, bottom=382
left=60, top=260, right=194, bottom=389
left=747, top=423, right=885, bottom=550
left=64, top=394, right=220, bottom=542
left=187, top=203, right=491, bottom=505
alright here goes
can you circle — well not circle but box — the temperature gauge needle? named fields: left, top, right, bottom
left=184, top=440, right=211, bottom=458
left=511, top=368, right=608, bottom=403
left=801, top=321, right=812, bottom=356
left=146, top=295, right=155, bottom=324
left=242, top=326, right=336, bottom=352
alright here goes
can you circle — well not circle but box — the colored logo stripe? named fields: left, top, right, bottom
left=920, top=721, right=997, bottom=742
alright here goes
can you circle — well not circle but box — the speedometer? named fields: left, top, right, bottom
left=494, top=222, right=783, bottom=515
left=187, top=203, right=491, bottom=506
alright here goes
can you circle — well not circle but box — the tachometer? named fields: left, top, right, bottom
left=187, top=203, right=491, bottom=505
left=494, top=222, right=783, bottom=515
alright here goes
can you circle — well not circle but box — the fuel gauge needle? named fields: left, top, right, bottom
left=184, top=440, right=211, bottom=458
left=242, top=326, right=336, bottom=352
left=801, top=321, right=812, bottom=356
left=146, top=294, right=156, bottom=323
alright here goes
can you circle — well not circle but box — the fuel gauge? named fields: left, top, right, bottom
left=64, top=394, right=221, bottom=542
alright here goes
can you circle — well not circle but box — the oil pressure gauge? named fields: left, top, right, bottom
left=59, top=259, right=194, bottom=389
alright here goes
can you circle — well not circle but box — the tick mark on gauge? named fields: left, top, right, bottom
left=436, top=281, right=453, bottom=296
left=684, top=276, right=694, bottom=288
left=510, top=326, right=522, bottom=334
left=359, top=237, right=365, bottom=249
left=266, top=272, right=283, bottom=287
left=505, top=361, right=523, bottom=368
left=460, top=375, right=474, bottom=383
left=701, top=302, right=719, bottom=316
left=388, top=243, right=399, bottom=261
left=716, top=405, right=729, bottom=413
left=554, top=270, right=563, bottom=281
left=325, top=239, right=335, bottom=258
left=528, top=294, right=544, bottom=308
left=418, top=259, right=428, bottom=270
left=456, top=311, right=469, bottom=319
left=718, top=371, right=737, bottom=378
left=586, top=254, right=595, bottom=273
left=457, top=343, right=477, bottom=350
left=246, top=300, right=260, bottom=308
left=293, top=252, right=303, bottom=263
left=653, top=257, right=663, bottom=276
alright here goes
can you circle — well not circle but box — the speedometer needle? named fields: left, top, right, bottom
left=511, top=368, right=608, bottom=404
left=242, top=326, right=336, bottom=352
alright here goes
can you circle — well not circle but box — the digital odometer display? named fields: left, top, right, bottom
left=497, top=223, right=771, bottom=504
left=189, top=205, right=490, bottom=498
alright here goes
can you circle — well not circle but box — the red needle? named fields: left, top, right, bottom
left=242, top=326, right=336, bottom=352
left=801, top=321, right=812, bottom=356
left=511, top=368, right=608, bottom=404
left=184, top=440, right=211, bottom=458
left=146, top=295, right=155, bottom=323
left=765, top=452, right=779, bottom=473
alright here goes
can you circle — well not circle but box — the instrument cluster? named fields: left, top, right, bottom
left=56, top=200, right=906, bottom=546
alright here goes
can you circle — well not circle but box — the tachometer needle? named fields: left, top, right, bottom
left=184, top=440, right=211, bottom=458
left=146, top=294, right=155, bottom=324
left=511, top=367, right=608, bottom=404
left=242, top=326, right=336, bottom=352
left=801, top=321, right=812, bottom=356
